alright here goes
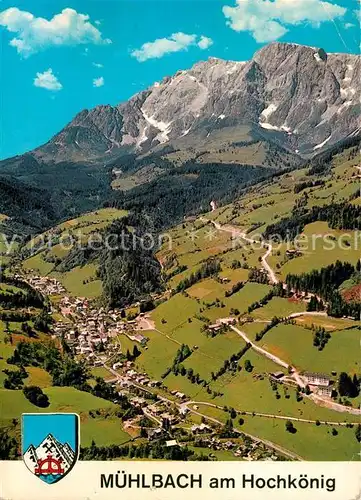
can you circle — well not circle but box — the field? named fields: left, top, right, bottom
left=135, top=330, right=180, bottom=379
left=260, top=324, right=361, bottom=375
left=194, top=404, right=359, bottom=461
left=294, top=315, right=358, bottom=331
left=202, top=282, right=272, bottom=322
left=170, top=319, right=210, bottom=347
left=80, top=417, right=132, bottom=447
left=0, top=321, right=17, bottom=387
left=250, top=297, right=306, bottom=320
left=212, top=375, right=356, bottom=423
left=150, top=294, right=202, bottom=333
left=22, top=254, right=54, bottom=275
left=91, top=367, right=115, bottom=380
left=0, top=387, right=117, bottom=420
left=242, top=417, right=359, bottom=461
left=164, top=372, right=212, bottom=399
left=279, top=223, right=360, bottom=278
left=187, top=445, right=244, bottom=461
left=52, top=264, right=102, bottom=298
left=239, top=321, right=265, bottom=341
left=22, top=208, right=126, bottom=298
left=182, top=331, right=245, bottom=380
left=24, top=367, right=52, bottom=388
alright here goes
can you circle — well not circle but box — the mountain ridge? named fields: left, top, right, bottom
left=18, top=42, right=358, bottom=165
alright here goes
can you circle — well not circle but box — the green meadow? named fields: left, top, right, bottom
left=81, top=417, right=132, bottom=447
left=242, top=417, right=359, bottom=461
left=260, top=324, right=361, bottom=375
left=135, top=330, right=180, bottom=380
left=279, top=223, right=360, bottom=278
left=52, top=264, right=102, bottom=298
left=193, top=403, right=360, bottom=460
left=182, top=331, right=245, bottom=380
left=250, top=297, right=306, bottom=320
left=0, top=387, right=117, bottom=420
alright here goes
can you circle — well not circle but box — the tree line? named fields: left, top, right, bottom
left=286, top=261, right=360, bottom=320
left=174, top=259, right=221, bottom=293
left=264, top=202, right=360, bottom=240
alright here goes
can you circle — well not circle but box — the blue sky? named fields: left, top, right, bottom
left=0, top=0, right=359, bottom=160
left=22, top=413, right=78, bottom=452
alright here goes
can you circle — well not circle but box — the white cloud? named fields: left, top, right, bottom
left=92, top=62, right=104, bottom=68
left=131, top=32, right=213, bottom=62
left=223, top=0, right=347, bottom=43
left=34, top=68, right=62, bottom=91
left=197, top=36, right=213, bottom=49
left=0, top=7, right=112, bottom=57
left=93, top=76, right=104, bottom=87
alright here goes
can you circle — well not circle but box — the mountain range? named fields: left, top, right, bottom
left=24, top=42, right=360, bottom=165
left=0, top=42, right=359, bottom=234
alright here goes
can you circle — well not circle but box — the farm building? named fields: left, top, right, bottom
left=303, top=372, right=330, bottom=387
left=129, top=333, right=148, bottom=345
left=317, top=386, right=333, bottom=397
left=191, top=423, right=212, bottom=434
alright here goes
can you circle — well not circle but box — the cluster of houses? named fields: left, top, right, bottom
left=22, top=275, right=66, bottom=296
left=192, top=436, right=280, bottom=461
left=53, top=296, right=111, bottom=356
left=116, top=365, right=161, bottom=390
left=50, top=295, right=149, bottom=362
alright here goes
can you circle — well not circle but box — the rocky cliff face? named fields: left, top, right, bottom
left=29, top=42, right=361, bottom=163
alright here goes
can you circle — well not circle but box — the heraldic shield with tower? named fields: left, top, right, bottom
left=22, top=413, right=79, bottom=484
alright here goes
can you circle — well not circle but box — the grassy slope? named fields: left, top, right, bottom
left=3, top=147, right=359, bottom=460
left=145, top=147, right=361, bottom=459
left=22, top=208, right=127, bottom=298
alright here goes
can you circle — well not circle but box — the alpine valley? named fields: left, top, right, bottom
left=0, top=42, right=360, bottom=463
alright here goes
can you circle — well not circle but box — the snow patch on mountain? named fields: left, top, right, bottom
left=314, top=134, right=332, bottom=150
left=28, top=43, right=361, bottom=162
left=141, top=109, right=172, bottom=144
left=260, top=104, right=278, bottom=121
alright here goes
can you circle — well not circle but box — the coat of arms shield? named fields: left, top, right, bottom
left=22, top=413, right=79, bottom=484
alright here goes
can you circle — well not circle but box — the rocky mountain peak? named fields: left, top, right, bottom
left=27, top=42, right=360, bottom=164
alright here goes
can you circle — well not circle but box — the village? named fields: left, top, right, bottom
left=17, top=273, right=347, bottom=461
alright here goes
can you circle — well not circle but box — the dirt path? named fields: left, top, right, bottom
left=229, top=319, right=361, bottom=415
left=287, top=311, right=328, bottom=318
left=308, top=393, right=361, bottom=416
left=230, top=324, right=290, bottom=370
left=99, top=358, right=303, bottom=460
left=204, top=218, right=279, bottom=284
left=185, top=406, right=303, bottom=461
left=185, top=401, right=360, bottom=426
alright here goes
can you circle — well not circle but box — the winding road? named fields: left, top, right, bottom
left=97, top=356, right=305, bottom=460
left=231, top=324, right=289, bottom=370
left=94, top=216, right=360, bottom=462
left=205, top=219, right=279, bottom=284
left=229, top=321, right=361, bottom=416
